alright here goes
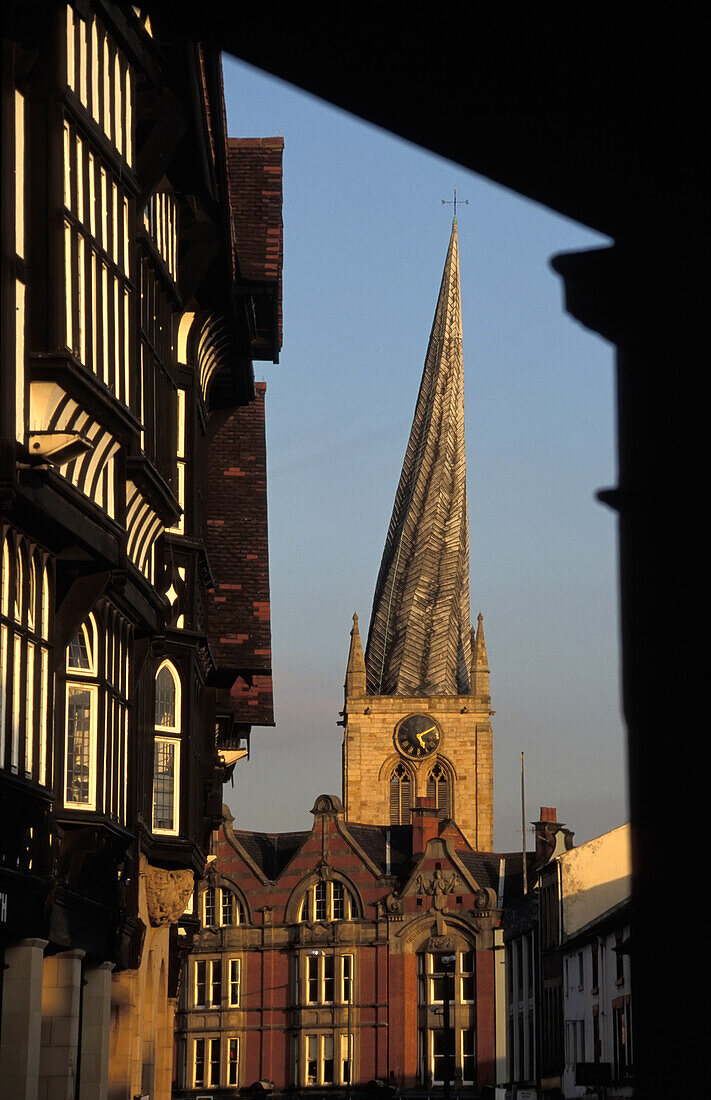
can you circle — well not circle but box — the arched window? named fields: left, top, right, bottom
left=202, top=884, right=247, bottom=928
left=427, top=762, right=452, bottom=820
left=298, top=880, right=355, bottom=922
left=65, top=614, right=98, bottom=808
left=63, top=607, right=130, bottom=818
left=153, top=660, right=181, bottom=834
left=155, top=661, right=179, bottom=729
left=390, top=762, right=412, bottom=825
left=221, top=887, right=246, bottom=927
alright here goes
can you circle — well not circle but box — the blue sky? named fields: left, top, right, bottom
left=222, top=56, right=628, bottom=852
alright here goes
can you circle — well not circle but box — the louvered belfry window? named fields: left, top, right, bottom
left=390, top=763, right=412, bottom=825
left=427, top=762, right=451, bottom=819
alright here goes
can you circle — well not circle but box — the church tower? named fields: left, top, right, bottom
left=342, top=221, right=494, bottom=850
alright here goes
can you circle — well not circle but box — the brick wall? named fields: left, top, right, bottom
left=206, top=382, right=274, bottom=725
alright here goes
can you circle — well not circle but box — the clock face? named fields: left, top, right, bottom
left=395, top=714, right=441, bottom=759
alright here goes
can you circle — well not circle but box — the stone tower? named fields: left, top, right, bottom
left=342, top=221, right=494, bottom=850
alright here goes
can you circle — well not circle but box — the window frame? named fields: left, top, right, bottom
left=152, top=659, right=181, bottom=835
left=63, top=680, right=98, bottom=809
left=193, top=957, right=222, bottom=1009
left=152, top=734, right=180, bottom=834
left=304, top=952, right=353, bottom=1007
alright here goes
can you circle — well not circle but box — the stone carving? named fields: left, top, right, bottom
left=142, top=859, right=194, bottom=927
left=415, top=869, right=459, bottom=910
left=311, top=794, right=344, bottom=816
left=427, top=935, right=453, bottom=952
left=474, top=888, right=491, bottom=910
left=315, top=859, right=332, bottom=881
left=385, top=894, right=402, bottom=914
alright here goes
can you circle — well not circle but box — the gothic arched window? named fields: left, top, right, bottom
left=390, top=762, right=412, bottom=825
left=427, top=762, right=451, bottom=820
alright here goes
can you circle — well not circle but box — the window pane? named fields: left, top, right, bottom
left=209, top=1037, right=220, bottom=1086
left=308, top=955, right=318, bottom=1003
left=323, top=955, right=335, bottom=1003
left=204, top=886, right=216, bottom=927
left=211, top=960, right=221, bottom=1006
left=66, top=686, right=92, bottom=803
left=333, top=881, right=345, bottom=919
left=68, top=627, right=91, bottom=670
left=228, top=1037, right=239, bottom=1085
left=195, top=961, right=206, bottom=1007
left=222, top=889, right=234, bottom=926
left=153, top=738, right=176, bottom=830
left=315, top=881, right=327, bottom=921
left=155, top=664, right=176, bottom=727
left=462, top=1029, right=476, bottom=1082
left=323, top=1036, right=334, bottom=1084
left=229, top=959, right=240, bottom=1006
left=194, top=1038, right=205, bottom=1087
left=307, top=1035, right=317, bottom=1085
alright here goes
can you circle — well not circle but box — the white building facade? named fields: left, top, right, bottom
left=560, top=824, right=632, bottom=1098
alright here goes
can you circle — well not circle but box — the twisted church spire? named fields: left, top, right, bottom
left=365, top=221, right=471, bottom=695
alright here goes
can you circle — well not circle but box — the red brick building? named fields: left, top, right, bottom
left=173, top=793, right=522, bottom=1095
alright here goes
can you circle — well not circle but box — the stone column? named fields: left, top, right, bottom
left=79, top=961, right=114, bottom=1100
left=0, top=937, right=48, bottom=1100
left=154, top=995, right=178, bottom=1099
left=38, top=948, right=85, bottom=1100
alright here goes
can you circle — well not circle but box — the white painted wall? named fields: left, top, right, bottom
left=559, top=823, right=631, bottom=940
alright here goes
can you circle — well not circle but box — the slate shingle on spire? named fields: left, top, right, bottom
left=365, top=221, right=472, bottom=696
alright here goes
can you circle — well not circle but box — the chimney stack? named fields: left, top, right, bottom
left=412, top=797, right=439, bottom=854
left=533, top=806, right=575, bottom=865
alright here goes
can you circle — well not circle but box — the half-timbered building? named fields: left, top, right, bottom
left=0, top=4, right=282, bottom=1098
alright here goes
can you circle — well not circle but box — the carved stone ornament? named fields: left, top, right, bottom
left=142, top=858, right=194, bottom=927
left=315, top=859, right=332, bottom=882
left=427, top=935, right=454, bottom=952
left=415, top=869, right=460, bottom=910
left=475, top=889, right=491, bottom=910
left=311, top=794, right=344, bottom=816
left=385, top=893, right=402, bottom=914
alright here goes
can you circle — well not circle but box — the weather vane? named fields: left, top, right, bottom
left=441, top=187, right=469, bottom=221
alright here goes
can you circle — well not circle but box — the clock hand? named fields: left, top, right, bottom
left=416, top=725, right=437, bottom=747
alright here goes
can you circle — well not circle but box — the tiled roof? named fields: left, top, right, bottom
left=346, top=823, right=414, bottom=875
left=232, top=828, right=309, bottom=880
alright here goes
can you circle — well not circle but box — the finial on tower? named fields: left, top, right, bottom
left=470, top=612, right=490, bottom=704
left=345, top=612, right=366, bottom=697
